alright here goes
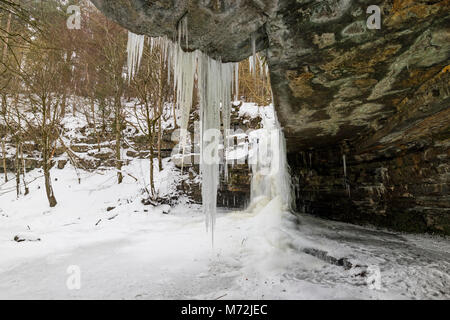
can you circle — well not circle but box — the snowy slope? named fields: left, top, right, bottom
left=1, top=101, right=449, bottom=300
left=0, top=159, right=449, bottom=299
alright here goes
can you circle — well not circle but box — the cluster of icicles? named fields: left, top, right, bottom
left=126, top=17, right=289, bottom=244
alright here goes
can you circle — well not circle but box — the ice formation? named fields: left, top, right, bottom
left=343, top=154, right=347, bottom=178
left=126, top=17, right=289, bottom=243
left=248, top=112, right=293, bottom=211
left=196, top=53, right=234, bottom=243
left=250, top=33, right=256, bottom=78
left=127, top=31, right=145, bottom=81
left=343, top=154, right=351, bottom=197
left=173, top=46, right=196, bottom=164
left=145, top=17, right=234, bottom=242
left=234, top=63, right=239, bottom=101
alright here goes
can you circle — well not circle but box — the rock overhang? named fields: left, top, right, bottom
left=90, top=0, right=450, bottom=153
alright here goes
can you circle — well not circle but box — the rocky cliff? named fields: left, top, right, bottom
left=90, top=0, right=450, bottom=234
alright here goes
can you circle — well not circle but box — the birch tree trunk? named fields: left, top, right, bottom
left=42, top=102, right=57, bottom=207
left=157, top=51, right=164, bottom=171
left=115, top=98, right=123, bottom=184
left=1, top=137, right=7, bottom=182
left=15, top=140, right=20, bottom=197
left=43, top=137, right=57, bottom=207
left=20, top=143, right=28, bottom=195
left=1, top=13, right=12, bottom=115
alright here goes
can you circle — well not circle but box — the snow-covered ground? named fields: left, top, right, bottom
left=0, top=159, right=449, bottom=300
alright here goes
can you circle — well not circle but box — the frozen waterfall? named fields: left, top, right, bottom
left=248, top=110, right=293, bottom=212
left=125, top=18, right=291, bottom=244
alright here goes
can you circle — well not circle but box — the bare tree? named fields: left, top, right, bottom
left=131, top=49, right=163, bottom=196
left=97, top=21, right=127, bottom=184
left=18, top=44, right=65, bottom=207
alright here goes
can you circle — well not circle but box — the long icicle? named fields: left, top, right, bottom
left=127, top=31, right=145, bottom=82
left=133, top=20, right=251, bottom=245
left=234, top=62, right=239, bottom=101
left=174, top=17, right=196, bottom=172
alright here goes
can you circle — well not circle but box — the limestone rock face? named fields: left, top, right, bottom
left=91, top=0, right=450, bottom=234
left=90, top=0, right=274, bottom=62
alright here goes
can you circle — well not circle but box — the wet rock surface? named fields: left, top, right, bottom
left=290, top=133, right=450, bottom=235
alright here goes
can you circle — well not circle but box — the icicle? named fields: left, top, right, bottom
left=168, top=16, right=197, bottom=171
left=197, top=52, right=220, bottom=245
left=234, top=62, right=239, bottom=101
left=343, top=154, right=351, bottom=198
left=343, top=154, right=347, bottom=178
left=141, top=18, right=269, bottom=245
left=177, top=15, right=189, bottom=48
left=257, top=54, right=264, bottom=78
left=146, top=16, right=234, bottom=244
left=251, top=33, right=256, bottom=79
left=184, top=16, right=189, bottom=48
left=174, top=46, right=196, bottom=169
left=196, top=51, right=234, bottom=245
left=221, top=63, right=234, bottom=181
left=127, top=31, right=145, bottom=82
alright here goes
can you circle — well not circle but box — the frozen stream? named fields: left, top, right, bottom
left=1, top=187, right=449, bottom=299
left=0, top=160, right=449, bottom=299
